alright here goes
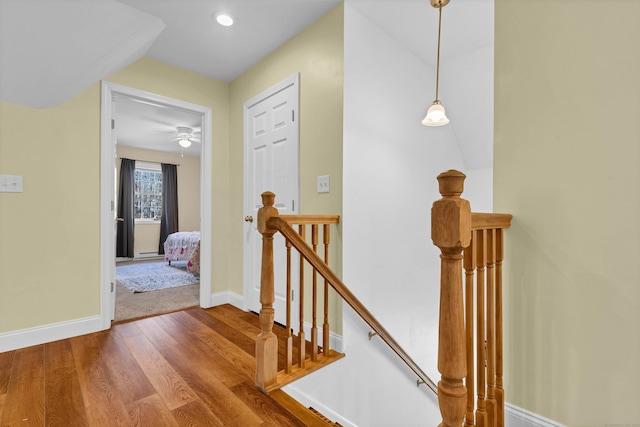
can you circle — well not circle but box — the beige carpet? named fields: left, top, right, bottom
left=115, top=282, right=199, bottom=322
left=114, top=259, right=199, bottom=322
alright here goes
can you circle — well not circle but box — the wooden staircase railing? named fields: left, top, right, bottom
left=432, top=170, right=512, bottom=427
left=256, top=169, right=511, bottom=427
left=256, top=191, right=438, bottom=395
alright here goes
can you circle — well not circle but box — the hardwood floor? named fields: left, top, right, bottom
left=0, top=305, right=339, bottom=426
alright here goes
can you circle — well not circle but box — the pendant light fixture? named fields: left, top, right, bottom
left=422, top=0, right=450, bottom=127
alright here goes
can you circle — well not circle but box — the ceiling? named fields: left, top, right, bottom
left=118, top=0, right=343, bottom=83
left=114, top=95, right=204, bottom=158
left=115, top=0, right=492, bottom=160
left=0, top=0, right=492, bottom=162
left=114, top=0, right=343, bottom=158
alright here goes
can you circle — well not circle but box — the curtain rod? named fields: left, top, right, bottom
left=119, top=157, right=180, bottom=166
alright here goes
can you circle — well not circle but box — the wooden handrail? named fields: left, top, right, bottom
left=471, top=213, right=512, bottom=230
left=256, top=176, right=513, bottom=422
left=280, top=214, right=340, bottom=225
left=269, top=216, right=438, bottom=394
left=255, top=192, right=438, bottom=395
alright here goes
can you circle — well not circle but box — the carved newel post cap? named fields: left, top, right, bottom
left=258, top=191, right=278, bottom=235
left=432, top=170, right=471, bottom=250
left=261, top=191, right=275, bottom=207
left=437, top=170, right=466, bottom=197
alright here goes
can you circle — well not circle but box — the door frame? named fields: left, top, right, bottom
left=242, top=73, right=300, bottom=320
left=99, top=81, right=213, bottom=328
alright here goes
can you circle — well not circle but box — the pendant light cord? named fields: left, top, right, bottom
left=435, top=5, right=443, bottom=101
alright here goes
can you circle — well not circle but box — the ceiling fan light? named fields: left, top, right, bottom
left=179, top=137, right=191, bottom=148
left=422, top=101, right=449, bottom=126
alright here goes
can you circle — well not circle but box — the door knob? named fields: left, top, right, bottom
left=244, top=216, right=254, bottom=222
left=116, top=217, right=124, bottom=222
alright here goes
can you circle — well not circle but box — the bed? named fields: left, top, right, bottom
left=163, top=231, right=200, bottom=276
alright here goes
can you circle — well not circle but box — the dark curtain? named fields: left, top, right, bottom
left=116, top=158, right=135, bottom=258
left=159, top=163, right=179, bottom=254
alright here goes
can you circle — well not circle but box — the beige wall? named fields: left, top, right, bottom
left=495, top=1, right=640, bottom=424
left=0, top=2, right=343, bottom=335
left=229, top=4, right=344, bottom=327
left=0, top=58, right=230, bottom=333
left=116, top=146, right=200, bottom=255
left=0, top=87, right=101, bottom=331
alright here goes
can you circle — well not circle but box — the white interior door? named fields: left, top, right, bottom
left=244, top=74, right=300, bottom=328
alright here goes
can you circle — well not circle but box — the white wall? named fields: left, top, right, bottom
left=285, top=3, right=492, bottom=425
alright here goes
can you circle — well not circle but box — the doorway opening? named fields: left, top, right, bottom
left=100, top=81, right=212, bottom=327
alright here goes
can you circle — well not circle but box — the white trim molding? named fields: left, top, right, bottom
left=210, top=291, right=245, bottom=311
left=506, top=402, right=567, bottom=427
left=0, top=316, right=102, bottom=353
left=283, top=384, right=357, bottom=427
left=99, top=81, right=213, bottom=327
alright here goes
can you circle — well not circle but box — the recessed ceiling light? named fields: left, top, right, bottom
left=214, top=12, right=235, bottom=27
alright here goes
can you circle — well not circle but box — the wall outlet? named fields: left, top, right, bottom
left=0, top=175, right=23, bottom=193
left=317, top=175, right=330, bottom=193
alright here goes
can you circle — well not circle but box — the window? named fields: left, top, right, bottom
left=134, top=162, right=162, bottom=222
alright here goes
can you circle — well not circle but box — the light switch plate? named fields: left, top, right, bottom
left=0, top=175, right=23, bottom=193
left=317, top=175, right=330, bottom=193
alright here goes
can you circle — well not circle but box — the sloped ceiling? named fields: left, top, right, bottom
left=0, top=0, right=165, bottom=108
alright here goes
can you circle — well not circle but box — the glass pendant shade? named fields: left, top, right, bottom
left=422, top=101, right=449, bottom=126
left=179, top=137, right=191, bottom=148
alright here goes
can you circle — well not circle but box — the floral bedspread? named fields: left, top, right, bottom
left=163, top=231, right=200, bottom=276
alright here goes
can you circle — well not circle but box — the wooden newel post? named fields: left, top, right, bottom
left=256, top=191, right=280, bottom=392
left=431, top=170, right=471, bottom=427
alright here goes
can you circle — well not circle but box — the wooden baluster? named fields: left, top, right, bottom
left=463, top=232, right=476, bottom=427
left=298, top=224, right=306, bottom=368
left=495, top=228, right=505, bottom=427
left=255, top=192, right=279, bottom=391
left=431, top=170, right=471, bottom=427
left=311, top=224, right=319, bottom=362
left=323, top=224, right=331, bottom=356
left=285, top=238, right=293, bottom=374
left=486, top=229, right=497, bottom=426
left=476, top=230, right=487, bottom=427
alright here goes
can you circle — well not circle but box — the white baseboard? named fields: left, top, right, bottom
left=280, top=392, right=565, bottom=427
left=134, top=252, right=161, bottom=259
left=0, top=315, right=104, bottom=353
left=284, top=384, right=357, bottom=427
left=506, top=402, right=566, bottom=427
left=210, top=291, right=244, bottom=310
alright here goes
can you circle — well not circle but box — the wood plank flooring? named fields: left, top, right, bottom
left=0, top=305, right=339, bottom=426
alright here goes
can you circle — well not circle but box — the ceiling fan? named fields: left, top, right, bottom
left=173, top=126, right=201, bottom=148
